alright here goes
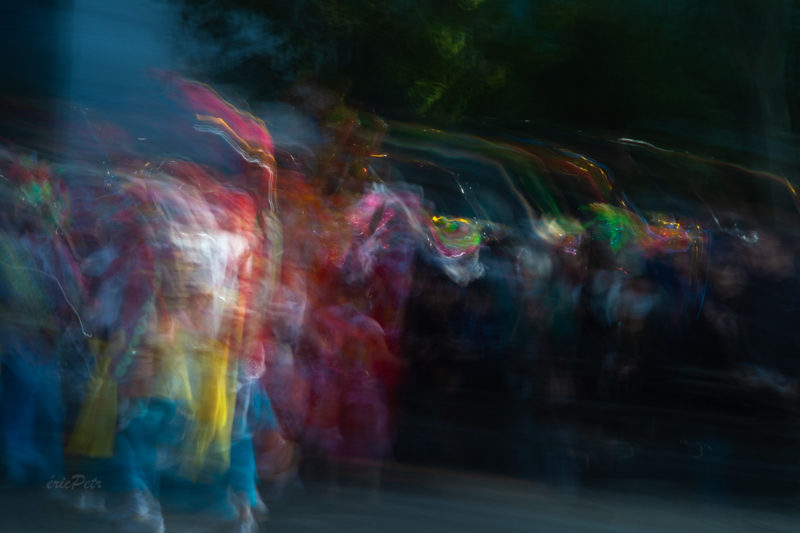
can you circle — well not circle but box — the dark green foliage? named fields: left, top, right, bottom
left=179, top=0, right=800, bottom=139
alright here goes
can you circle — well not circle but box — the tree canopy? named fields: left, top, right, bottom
left=179, top=0, right=800, bottom=148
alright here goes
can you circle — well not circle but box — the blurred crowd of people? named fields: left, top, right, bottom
left=0, top=76, right=495, bottom=532
left=1, top=75, right=799, bottom=533
left=401, top=194, right=799, bottom=491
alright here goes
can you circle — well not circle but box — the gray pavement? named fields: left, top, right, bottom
left=2, top=465, right=798, bottom=532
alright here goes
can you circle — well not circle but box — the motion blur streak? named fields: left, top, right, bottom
left=2, top=4, right=800, bottom=529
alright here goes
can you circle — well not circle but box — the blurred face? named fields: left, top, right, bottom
left=187, top=290, right=214, bottom=323
left=747, top=233, right=794, bottom=279
left=713, top=262, right=747, bottom=299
